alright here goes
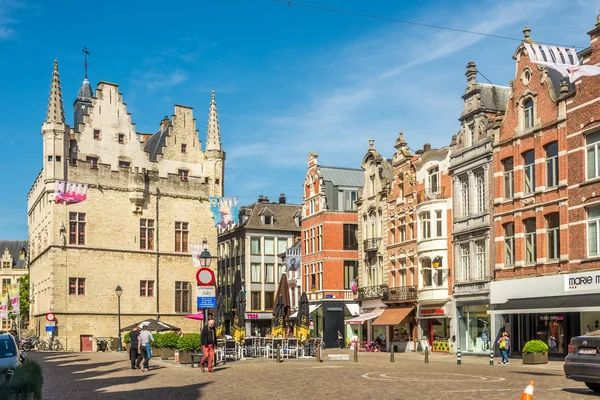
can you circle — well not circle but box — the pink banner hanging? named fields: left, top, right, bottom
left=55, top=181, right=88, bottom=204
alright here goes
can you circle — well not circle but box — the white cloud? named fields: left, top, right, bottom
left=131, top=69, right=188, bottom=92
left=222, top=0, right=597, bottom=200
left=0, top=0, right=22, bottom=39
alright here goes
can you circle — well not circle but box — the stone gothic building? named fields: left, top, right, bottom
left=28, top=61, right=224, bottom=351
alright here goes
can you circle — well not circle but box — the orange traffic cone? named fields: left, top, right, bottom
left=520, top=380, right=534, bottom=400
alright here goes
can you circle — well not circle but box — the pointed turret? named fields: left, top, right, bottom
left=206, top=91, right=222, bottom=151
left=45, top=60, right=65, bottom=125
left=42, top=60, right=69, bottom=182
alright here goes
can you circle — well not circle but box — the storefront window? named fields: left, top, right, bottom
left=458, top=305, right=491, bottom=353
left=536, top=314, right=564, bottom=354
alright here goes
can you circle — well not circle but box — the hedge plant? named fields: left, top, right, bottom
left=152, top=333, right=164, bottom=348
left=177, top=333, right=201, bottom=352
left=123, top=332, right=131, bottom=344
left=162, top=332, right=180, bottom=349
left=522, top=340, right=549, bottom=354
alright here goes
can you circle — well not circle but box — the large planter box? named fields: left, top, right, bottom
left=178, top=351, right=192, bottom=364
left=161, top=348, right=175, bottom=360
left=523, top=352, right=548, bottom=364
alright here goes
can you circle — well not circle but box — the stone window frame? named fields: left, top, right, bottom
left=68, top=277, right=86, bottom=296
left=93, top=129, right=101, bottom=140
left=69, top=212, right=86, bottom=246
left=522, top=149, right=536, bottom=194
left=585, top=131, right=600, bottom=181
left=587, top=204, right=600, bottom=258
left=503, top=222, right=515, bottom=266
left=140, top=280, right=154, bottom=297
left=546, top=212, right=560, bottom=261
left=502, top=157, right=514, bottom=199
left=118, top=133, right=125, bottom=144
left=174, top=221, right=189, bottom=253
left=517, top=90, right=539, bottom=133
left=524, top=218, right=537, bottom=265
left=545, top=141, right=559, bottom=188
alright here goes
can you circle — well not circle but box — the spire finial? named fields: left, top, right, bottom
left=466, top=61, right=478, bottom=85
left=523, top=26, right=531, bottom=41
left=369, top=139, right=374, bottom=149
left=82, top=47, right=90, bottom=80
left=596, top=9, right=600, bottom=27
left=46, top=60, right=65, bottom=124
left=206, top=91, right=221, bottom=151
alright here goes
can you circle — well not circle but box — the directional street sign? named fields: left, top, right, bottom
left=197, top=286, right=216, bottom=309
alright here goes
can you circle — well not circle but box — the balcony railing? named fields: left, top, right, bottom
left=363, top=238, right=380, bottom=252
left=384, top=286, right=418, bottom=301
left=356, top=285, right=387, bottom=300
left=417, top=187, right=446, bottom=204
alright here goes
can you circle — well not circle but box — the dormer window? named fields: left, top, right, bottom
left=524, top=98, right=534, bottom=129
left=179, top=169, right=189, bottom=181
left=264, top=215, right=272, bottom=225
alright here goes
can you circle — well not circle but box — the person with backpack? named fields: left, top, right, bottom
left=498, top=331, right=511, bottom=365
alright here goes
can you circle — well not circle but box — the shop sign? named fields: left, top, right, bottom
left=565, top=271, right=600, bottom=292
left=326, top=306, right=344, bottom=312
left=246, top=313, right=259, bottom=319
left=420, top=308, right=445, bottom=317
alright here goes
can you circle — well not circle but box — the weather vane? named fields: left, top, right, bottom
left=82, top=47, right=90, bottom=80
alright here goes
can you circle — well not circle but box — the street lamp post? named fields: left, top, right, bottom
left=115, top=285, right=123, bottom=351
left=198, top=240, right=212, bottom=324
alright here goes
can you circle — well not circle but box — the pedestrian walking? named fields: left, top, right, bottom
left=129, top=326, right=142, bottom=370
left=498, top=331, right=511, bottom=365
left=336, top=330, right=343, bottom=349
left=200, top=318, right=217, bottom=372
left=138, top=325, right=154, bottom=372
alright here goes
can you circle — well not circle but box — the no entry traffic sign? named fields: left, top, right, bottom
left=196, top=268, right=215, bottom=286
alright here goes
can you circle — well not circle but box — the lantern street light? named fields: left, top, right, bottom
left=199, top=239, right=212, bottom=323
left=432, top=256, right=442, bottom=269
left=115, top=285, right=123, bottom=351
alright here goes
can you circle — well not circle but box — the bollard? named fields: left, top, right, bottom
left=489, top=348, right=494, bottom=366
left=390, top=345, right=395, bottom=363
left=353, top=344, right=358, bottom=363
left=424, top=345, right=429, bottom=364
left=276, top=343, right=281, bottom=363
left=316, top=345, right=321, bottom=363
left=456, top=347, right=462, bottom=365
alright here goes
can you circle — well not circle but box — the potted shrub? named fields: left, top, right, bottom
left=160, top=332, right=180, bottom=360
left=176, top=333, right=201, bottom=364
left=522, top=340, right=549, bottom=364
left=123, top=332, right=131, bottom=353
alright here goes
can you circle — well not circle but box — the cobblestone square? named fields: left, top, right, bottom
left=30, top=350, right=595, bottom=400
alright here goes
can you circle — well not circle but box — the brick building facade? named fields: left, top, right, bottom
left=301, top=152, right=362, bottom=348
left=490, top=18, right=600, bottom=359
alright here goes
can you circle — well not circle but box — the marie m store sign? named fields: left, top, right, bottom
left=565, top=271, right=600, bottom=292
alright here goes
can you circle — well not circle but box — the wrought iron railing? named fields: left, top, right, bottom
left=417, top=187, right=446, bottom=204
left=385, top=286, right=418, bottom=301
left=356, top=285, right=387, bottom=300
left=363, top=238, right=380, bottom=252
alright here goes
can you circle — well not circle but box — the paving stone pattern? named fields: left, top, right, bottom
left=30, top=350, right=594, bottom=400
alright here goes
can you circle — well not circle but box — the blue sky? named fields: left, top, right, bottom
left=0, top=0, right=596, bottom=239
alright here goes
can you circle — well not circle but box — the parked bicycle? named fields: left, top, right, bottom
left=49, top=337, right=64, bottom=351
left=20, top=337, right=39, bottom=352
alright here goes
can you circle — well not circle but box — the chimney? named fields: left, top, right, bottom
left=424, top=143, right=431, bottom=152
left=279, top=194, right=286, bottom=204
left=258, top=195, right=264, bottom=203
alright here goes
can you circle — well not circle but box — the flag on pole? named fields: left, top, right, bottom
left=7, top=284, right=19, bottom=314
left=524, top=43, right=600, bottom=82
left=0, top=297, right=8, bottom=319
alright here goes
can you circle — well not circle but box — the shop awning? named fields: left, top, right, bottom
left=372, top=307, right=414, bottom=326
left=290, top=304, right=322, bottom=318
left=345, top=303, right=360, bottom=317
left=344, top=309, right=384, bottom=325
left=488, top=294, right=600, bottom=315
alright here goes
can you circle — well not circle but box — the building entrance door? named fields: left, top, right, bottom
left=80, top=335, right=93, bottom=352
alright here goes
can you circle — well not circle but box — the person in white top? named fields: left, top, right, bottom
left=138, top=325, right=154, bottom=372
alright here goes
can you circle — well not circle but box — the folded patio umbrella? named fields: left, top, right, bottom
left=215, top=293, right=225, bottom=338
left=120, top=318, right=180, bottom=332
left=231, top=290, right=246, bottom=343
left=272, top=294, right=286, bottom=338
left=275, top=273, right=291, bottom=325
left=294, top=292, right=310, bottom=344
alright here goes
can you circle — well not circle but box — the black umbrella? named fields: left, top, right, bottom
left=294, top=292, right=310, bottom=344
left=215, top=293, right=225, bottom=338
left=275, top=273, right=291, bottom=324
left=272, top=294, right=286, bottom=338
left=231, top=270, right=242, bottom=313
left=231, top=290, right=246, bottom=343
left=120, top=318, right=180, bottom=332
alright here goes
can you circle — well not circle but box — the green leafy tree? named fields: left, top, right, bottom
left=17, top=274, right=30, bottom=321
